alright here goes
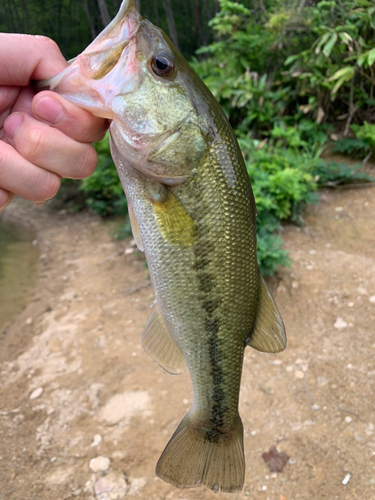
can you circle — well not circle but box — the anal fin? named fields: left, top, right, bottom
left=142, top=303, right=186, bottom=375
left=247, top=276, right=287, bottom=353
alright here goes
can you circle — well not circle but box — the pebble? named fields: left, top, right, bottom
left=357, top=287, right=367, bottom=295
left=317, top=376, right=328, bottom=386
left=30, top=387, right=43, bottom=400
left=335, top=207, right=343, bottom=212
left=348, top=302, right=354, bottom=307
left=342, top=473, right=351, bottom=485
left=369, top=296, right=375, bottom=303
left=345, top=416, right=352, bottom=423
left=91, top=434, right=102, bottom=447
left=89, top=456, right=110, bottom=473
left=25, top=317, right=33, bottom=325
left=309, top=249, right=316, bottom=254
left=291, top=281, right=299, bottom=290
left=61, top=276, right=69, bottom=282
left=306, top=265, right=314, bottom=270
left=311, top=404, right=320, bottom=411
left=334, top=318, right=348, bottom=329
left=94, top=472, right=127, bottom=500
left=286, top=365, right=293, bottom=372
left=294, top=370, right=304, bottom=379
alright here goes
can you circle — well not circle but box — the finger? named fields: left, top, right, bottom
left=32, top=91, right=109, bottom=143
left=3, top=112, right=98, bottom=179
left=0, top=188, right=15, bottom=212
left=0, top=34, right=68, bottom=85
left=0, top=140, right=61, bottom=201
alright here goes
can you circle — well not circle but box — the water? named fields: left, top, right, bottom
left=0, top=218, right=39, bottom=333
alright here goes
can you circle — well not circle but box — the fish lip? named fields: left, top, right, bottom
left=34, top=0, right=141, bottom=95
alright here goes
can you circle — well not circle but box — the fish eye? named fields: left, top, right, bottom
left=151, top=52, right=174, bottom=77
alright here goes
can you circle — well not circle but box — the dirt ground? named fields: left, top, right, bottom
left=0, top=183, right=375, bottom=500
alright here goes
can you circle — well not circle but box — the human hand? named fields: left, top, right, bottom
left=0, top=34, right=109, bottom=211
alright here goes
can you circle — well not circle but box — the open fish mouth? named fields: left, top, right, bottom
left=35, top=0, right=141, bottom=119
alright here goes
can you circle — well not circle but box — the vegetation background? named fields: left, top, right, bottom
left=1, top=0, right=375, bottom=274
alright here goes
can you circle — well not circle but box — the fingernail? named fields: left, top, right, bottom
left=33, top=201, right=45, bottom=207
left=34, top=97, right=63, bottom=124
left=4, top=114, right=24, bottom=139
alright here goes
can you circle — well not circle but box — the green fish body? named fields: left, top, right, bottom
left=40, top=0, right=286, bottom=492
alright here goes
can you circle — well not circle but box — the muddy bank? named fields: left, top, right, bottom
left=0, top=189, right=374, bottom=500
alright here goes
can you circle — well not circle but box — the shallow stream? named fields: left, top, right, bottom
left=0, top=218, right=39, bottom=334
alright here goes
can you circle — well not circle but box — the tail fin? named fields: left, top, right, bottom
left=156, top=412, right=245, bottom=493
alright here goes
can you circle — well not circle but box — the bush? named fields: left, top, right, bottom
left=79, top=134, right=128, bottom=216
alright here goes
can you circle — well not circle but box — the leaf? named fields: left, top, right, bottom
left=327, top=66, right=355, bottom=82
left=368, top=48, right=375, bottom=67
left=315, top=32, right=330, bottom=55
left=323, top=33, right=337, bottom=57
left=284, top=54, right=299, bottom=66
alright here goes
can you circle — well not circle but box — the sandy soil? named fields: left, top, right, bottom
left=0, top=184, right=375, bottom=500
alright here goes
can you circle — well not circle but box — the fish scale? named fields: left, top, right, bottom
left=38, top=0, right=286, bottom=492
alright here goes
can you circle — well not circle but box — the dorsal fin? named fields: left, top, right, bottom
left=247, top=276, right=286, bottom=353
left=142, top=303, right=186, bottom=375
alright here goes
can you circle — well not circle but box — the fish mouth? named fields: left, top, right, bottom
left=35, top=0, right=141, bottom=119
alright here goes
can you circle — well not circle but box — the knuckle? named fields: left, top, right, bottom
left=38, top=172, right=61, bottom=200
left=22, top=127, right=48, bottom=162
left=77, top=145, right=97, bottom=179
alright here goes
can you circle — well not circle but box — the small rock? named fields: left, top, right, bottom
left=30, top=387, right=43, bottom=400
left=348, top=302, right=354, bottom=307
left=294, top=370, right=304, bottom=379
left=124, top=248, right=134, bottom=255
left=342, top=473, right=351, bottom=485
left=25, top=317, right=33, bottom=325
left=276, top=285, right=287, bottom=295
left=111, top=451, right=126, bottom=461
left=39, top=254, right=48, bottom=261
left=306, top=265, right=314, bottom=270
left=91, top=434, right=103, bottom=447
left=369, top=296, right=375, bottom=303
left=127, top=477, right=146, bottom=495
left=32, top=239, right=38, bottom=246
left=262, top=445, right=289, bottom=473
left=334, top=318, right=348, bottom=329
left=50, top=457, right=57, bottom=463
left=94, top=472, right=127, bottom=500
left=61, top=276, right=69, bottom=282
left=335, top=207, right=343, bottom=212
left=309, top=249, right=316, bottom=254
left=311, top=404, right=320, bottom=411
left=317, top=376, right=328, bottom=386
left=291, top=281, right=299, bottom=290
left=366, top=423, right=374, bottom=436
left=286, top=365, right=293, bottom=372
left=357, top=287, right=367, bottom=295
left=345, top=416, right=352, bottom=423
left=89, top=456, right=110, bottom=473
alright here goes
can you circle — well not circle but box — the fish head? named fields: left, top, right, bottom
left=45, top=0, right=211, bottom=184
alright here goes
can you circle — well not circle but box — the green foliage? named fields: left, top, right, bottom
left=333, top=121, right=375, bottom=157
left=79, top=134, right=127, bottom=217
left=191, top=0, right=375, bottom=274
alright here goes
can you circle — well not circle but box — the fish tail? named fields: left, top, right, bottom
left=156, top=411, right=245, bottom=493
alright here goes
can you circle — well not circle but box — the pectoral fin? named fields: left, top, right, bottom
left=149, top=185, right=199, bottom=247
left=247, top=276, right=286, bottom=353
left=142, top=303, right=186, bottom=375
left=128, top=203, right=144, bottom=252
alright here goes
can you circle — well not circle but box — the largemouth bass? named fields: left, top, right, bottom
left=39, top=0, right=286, bottom=492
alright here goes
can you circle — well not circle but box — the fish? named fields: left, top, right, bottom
left=38, top=0, right=286, bottom=493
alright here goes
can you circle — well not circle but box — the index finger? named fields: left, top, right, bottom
left=0, top=34, right=68, bottom=86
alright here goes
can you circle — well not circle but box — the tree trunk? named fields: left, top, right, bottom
left=97, top=0, right=112, bottom=28
left=161, top=0, right=179, bottom=49
left=83, top=0, right=97, bottom=39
